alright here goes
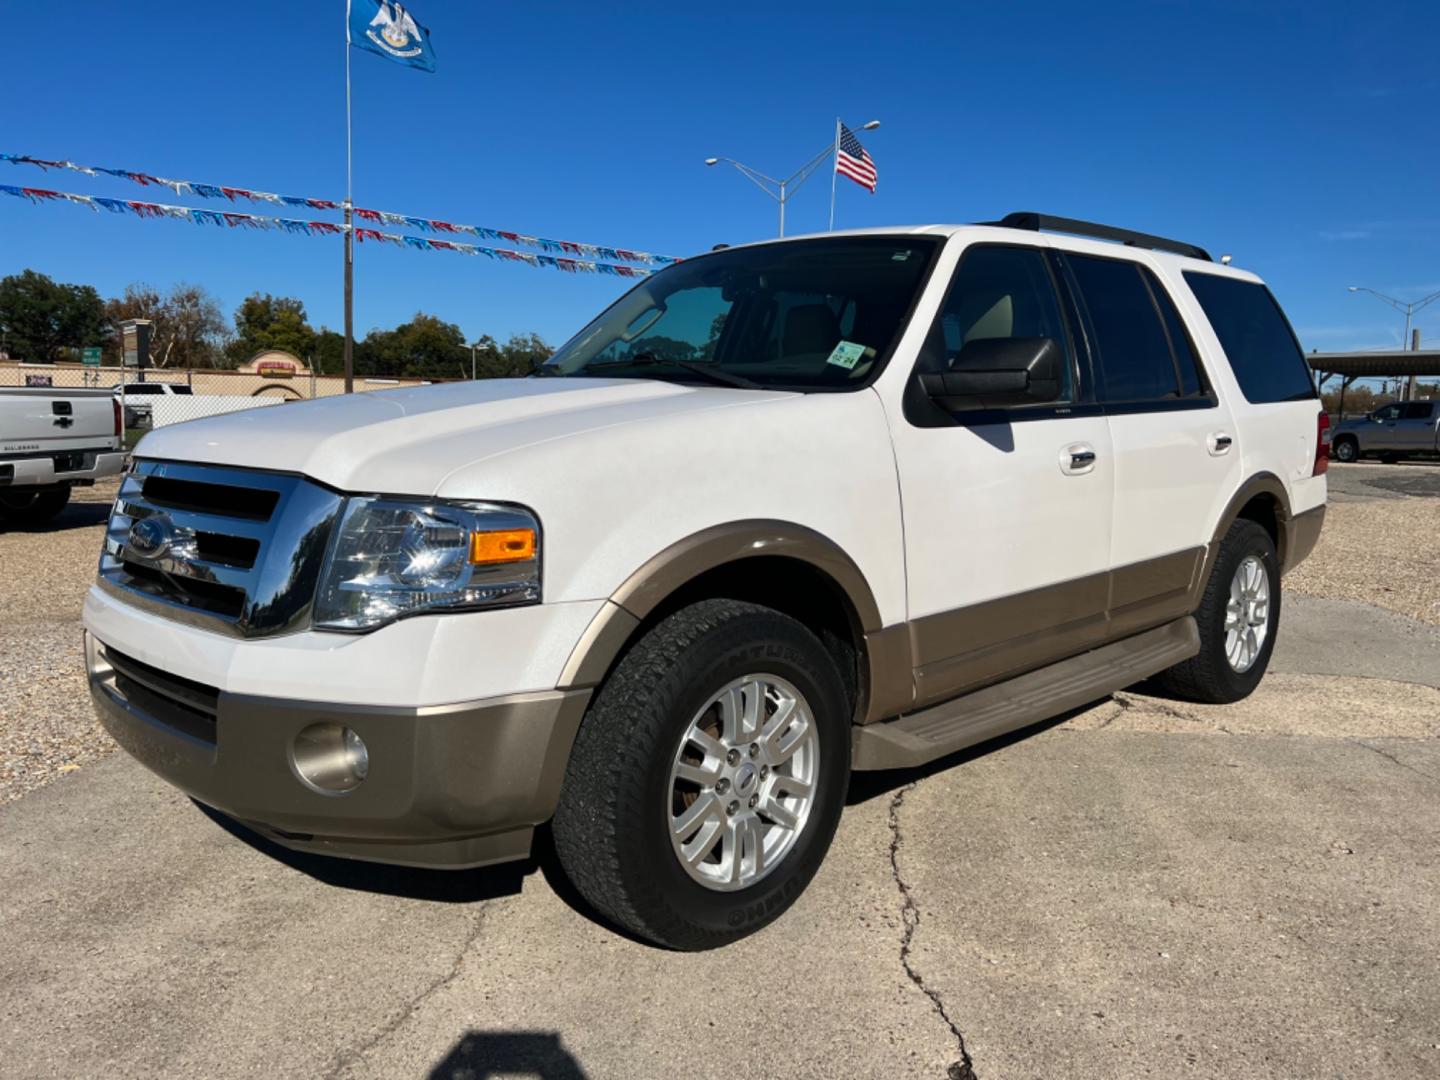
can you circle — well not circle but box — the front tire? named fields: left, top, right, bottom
left=1332, top=437, right=1359, bottom=463
left=0, top=485, right=70, bottom=527
left=552, top=598, right=851, bottom=950
left=1151, top=518, right=1280, bottom=704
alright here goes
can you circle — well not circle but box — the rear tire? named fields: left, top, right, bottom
left=1332, top=437, right=1358, bottom=463
left=552, top=598, right=850, bottom=950
left=1150, top=519, right=1279, bottom=704
left=0, top=485, right=70, bottom=527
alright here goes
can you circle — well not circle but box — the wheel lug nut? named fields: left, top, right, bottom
left=727, top=800, right=739, bottom=816
left=748, top=794, right=758, bottom=809
left=749, top=743, right=759, bottom=758
left=715, top=778, right=730, bottom=794
left=759, top=765, right=768, bottom=778
left=726, top=749, right=741, bottom=766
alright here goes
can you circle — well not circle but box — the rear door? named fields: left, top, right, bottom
left=890, top=241, right=1115, bottom=707
left=1396, top=402, right=1439, bottom=452
left=1059, top=252, right=1238, bottom=639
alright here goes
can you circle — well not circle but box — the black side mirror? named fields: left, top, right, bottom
left=919, top=337, right=1063, bottom=411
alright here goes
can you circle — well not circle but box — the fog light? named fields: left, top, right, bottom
left=291, top=723, right=369, bottom=794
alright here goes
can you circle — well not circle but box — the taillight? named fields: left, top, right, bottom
left=113, top=396, right=123, bottom=437
left=1313, top=410, right=1330, bottom=476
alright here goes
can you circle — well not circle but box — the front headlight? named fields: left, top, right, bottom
left=312, top=497, right=541, bottom=632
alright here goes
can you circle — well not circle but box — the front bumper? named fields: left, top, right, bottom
left=1, top=449, right=126, bottom=488
left=86, top=632, right=591, bottom=868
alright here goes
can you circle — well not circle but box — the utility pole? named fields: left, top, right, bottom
left=1409, top=329, right=1421, bottom=402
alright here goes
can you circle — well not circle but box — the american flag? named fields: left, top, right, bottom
left=835, top=123, right=877, bottom=193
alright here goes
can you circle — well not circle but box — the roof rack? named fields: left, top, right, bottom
left=980, top=212, right=1212, bottom=262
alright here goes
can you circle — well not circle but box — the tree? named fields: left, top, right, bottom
left=496, top=332, right=552, bottom=377
left=357, top=312, right=468, bottom=379
left=312, top=329, right=344, bottom=375
left=104, top=282, right=229, bottom=368
left=0, top=269, right=106, bottom=362
left=226, top=293, right=317, bottom=366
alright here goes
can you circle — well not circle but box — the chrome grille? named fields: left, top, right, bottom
left=99, top=459, right=345, bottom=637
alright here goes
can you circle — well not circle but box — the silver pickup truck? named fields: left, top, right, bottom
left=0, top=387, right=127, bottom=525
left=1331, top=400, right=1440, bottom=463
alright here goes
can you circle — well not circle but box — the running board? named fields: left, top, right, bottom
left=851, top=617, right=1199, bottom=770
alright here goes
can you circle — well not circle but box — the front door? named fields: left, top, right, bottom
left=888, top=242, right=1114, bottom=709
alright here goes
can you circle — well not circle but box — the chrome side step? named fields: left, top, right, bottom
left=851, top=617, right=1200, bottom=771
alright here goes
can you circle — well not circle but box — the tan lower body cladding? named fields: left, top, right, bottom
left=865, top=547, right=1206, bottom=721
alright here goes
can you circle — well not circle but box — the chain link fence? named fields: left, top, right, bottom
left=1, top=362, right=446, bottom=449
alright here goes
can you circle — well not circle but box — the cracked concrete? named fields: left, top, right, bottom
left=888, top=783, right=978, bottom=1080
left=324, top=905, right=490, bottom=1078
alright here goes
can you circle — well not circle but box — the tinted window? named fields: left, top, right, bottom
left=930, top=245, right=1074, bottom=402
left=1068, top=254, right=1179, bottom=402
left=546, top=237, right=939, bottom=390
left=1375, top=404, right=1402, bottom=421
left=1400, top=402, right=1434, bottom=420
left=1145, top=269, right=1207, bottom=397
left=1183, top=272, right=1315, bottom=403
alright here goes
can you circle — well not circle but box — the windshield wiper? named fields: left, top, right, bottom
left=580, top=353, right=763, bottom=390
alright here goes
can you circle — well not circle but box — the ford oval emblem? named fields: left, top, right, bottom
left=127, top=516, right=172, bottom=559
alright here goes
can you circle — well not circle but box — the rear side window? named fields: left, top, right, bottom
left=1183, top=272, right=1316, bottom=403
left=1147, top=270, right=1207, bottom=397
left=1067, top=254, right=1179, bottom=402
left=1400, top=402, right=1434, bottom=420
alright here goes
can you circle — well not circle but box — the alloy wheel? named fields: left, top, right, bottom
left=1224, top=555, right=1270, bottom=673
left=667, top=674, right=819, bottom=892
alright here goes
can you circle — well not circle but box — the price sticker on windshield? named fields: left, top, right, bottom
left=825, top=340, right=869, bottom=370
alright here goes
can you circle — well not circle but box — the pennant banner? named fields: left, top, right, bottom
left=1, top=152, right=680, bottom=265
left=0, top=184, right=653, bottom=278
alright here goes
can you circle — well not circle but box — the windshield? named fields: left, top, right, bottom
left=545, top=236, right=940, bottom=390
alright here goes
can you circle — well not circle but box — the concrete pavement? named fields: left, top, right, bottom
left=2, top=597, right=1437, bottom=1079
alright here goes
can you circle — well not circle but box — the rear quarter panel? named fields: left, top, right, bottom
left=1159, top=266, right=1327, bottom=519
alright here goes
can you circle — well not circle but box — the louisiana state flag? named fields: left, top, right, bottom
left=348, top=0, right=437, bottom=72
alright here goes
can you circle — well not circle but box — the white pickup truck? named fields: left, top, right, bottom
left=0, top=387, right=126, bottom=525
left=84, top=215, right=1327, bottom=949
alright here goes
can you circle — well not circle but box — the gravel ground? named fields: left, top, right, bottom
left=0, top=479, right=117, bottom=804
left=0, top=465, right=1435, bottom=805
left=1288, top=463, right=1440, bottom=625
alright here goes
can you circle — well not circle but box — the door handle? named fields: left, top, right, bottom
left=1208, top=432, right=1233, bottom=456
left=1060, top=442, right=1097, bottom=475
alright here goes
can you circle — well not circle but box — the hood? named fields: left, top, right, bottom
left=135, top=377, right=793, bottom=493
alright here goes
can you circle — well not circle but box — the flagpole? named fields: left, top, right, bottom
left=343, top=0, right=355, bottom=394
left=828, top=117, right=840, bottom=231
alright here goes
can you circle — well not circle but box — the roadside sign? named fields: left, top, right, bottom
left=82, top=347, right=102, bottom=367
left=25, top=374, right=54, bottom=387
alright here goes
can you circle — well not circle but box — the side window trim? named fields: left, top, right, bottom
left=902, top=241, right=1094, bottom=428
left=1137, top=266, right=1187, bottom=397
left=1057, top=250, right=1219, bottom=412
left=1141, top=266, right=1214, bottom=399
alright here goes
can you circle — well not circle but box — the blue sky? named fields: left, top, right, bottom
left=4, top=1, right=1437, bottom=356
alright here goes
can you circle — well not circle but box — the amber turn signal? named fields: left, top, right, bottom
left=468, top=528, right=536, bottom=565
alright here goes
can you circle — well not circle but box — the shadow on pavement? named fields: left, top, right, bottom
left=193, top=800, right=531, bottom=903
left=429, top=1030, right=588, bottom=1079
left=844, top=702, right=1095, bottom=807
left=193, top=801, right=656, bottom=944
left=0, top=499, right=111, bottom=534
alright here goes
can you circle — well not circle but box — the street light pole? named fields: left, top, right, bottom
left=1348, top=286, right=1440, bottom=400
left=705, top=120, right=879, bottom=238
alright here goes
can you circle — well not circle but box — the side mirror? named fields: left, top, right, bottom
left=919, top=337, right=1063, bottom=411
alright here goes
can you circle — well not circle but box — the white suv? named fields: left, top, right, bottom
left=84, top=214, right=1328, bottom=949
